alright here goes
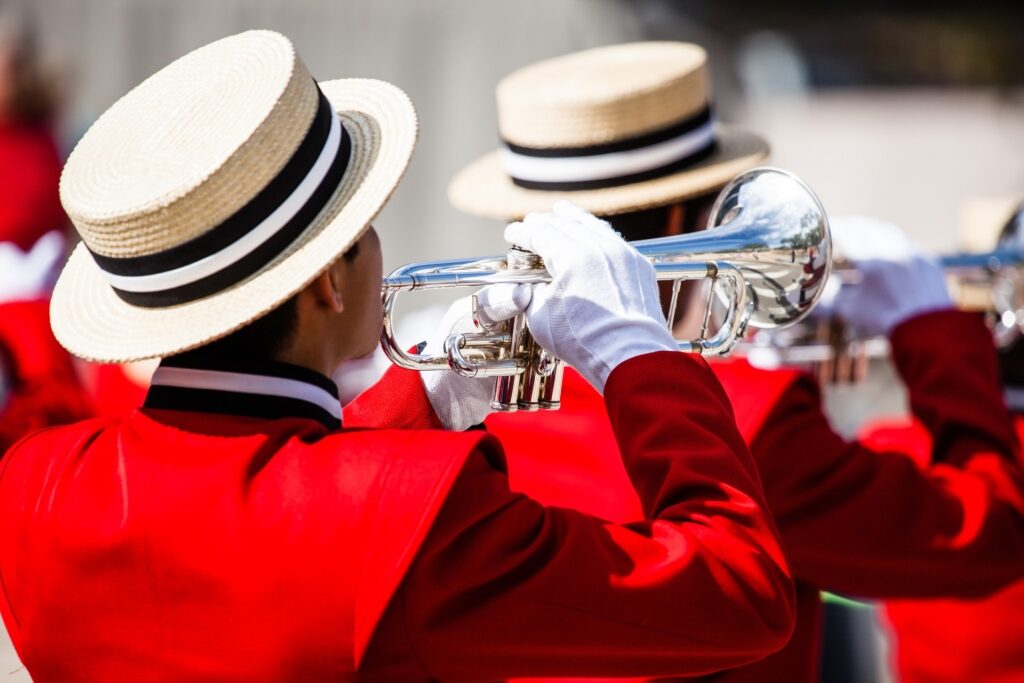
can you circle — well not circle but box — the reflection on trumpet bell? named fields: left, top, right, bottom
left=380, top=167, right=833, bottom=412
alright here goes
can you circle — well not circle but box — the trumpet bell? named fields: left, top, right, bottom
left=632, top=167, right=832, bottom=330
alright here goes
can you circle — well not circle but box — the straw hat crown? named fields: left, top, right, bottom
left=61, top=30, right=317, bottom=258
left=497, top=42, right=710, bottom=149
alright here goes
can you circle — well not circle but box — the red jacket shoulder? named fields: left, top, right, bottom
left=710, top=357, right=812, bottom=440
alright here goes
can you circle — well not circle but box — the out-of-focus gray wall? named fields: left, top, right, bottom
left=735, top=90, right=1024, bottom=254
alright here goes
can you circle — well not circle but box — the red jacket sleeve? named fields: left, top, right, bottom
left=752, top=309, right=1024, bottom=598
left=0, top=300, right=93, bottom=451
left=362, top=351, right=795, bottom=680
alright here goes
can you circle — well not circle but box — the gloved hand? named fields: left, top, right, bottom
left=421, top=284, right=532, bottom=431
left=830, top=215, right=952, bottom=337
left=504, top=201, right=678, bottom=392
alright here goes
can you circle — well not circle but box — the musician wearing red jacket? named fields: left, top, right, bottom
left=0, top=19, right=92, bottom=448
left=863, top=205, right=1024, bottom=683
left=865, top=396, right=1024, bottom=683
left=449, top=43, right=1024, bottom=682
left=0, top=31, right=796, bottom=682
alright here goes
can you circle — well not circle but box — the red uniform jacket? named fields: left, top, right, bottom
left=865, top=415, right=1024, bottom=682
left=487, top=310, right=1024, bottom=683
left=0, top=299, right=92, bottom=451
left=0, top=351, right=795, bottom=681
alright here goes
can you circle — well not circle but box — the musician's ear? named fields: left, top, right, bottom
left=310, top=260, right=346, bottom=314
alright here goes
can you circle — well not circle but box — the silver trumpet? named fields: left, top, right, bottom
left=741, top=246, right=1024, bottom=385
left=380, top=167, right=833, bottom=412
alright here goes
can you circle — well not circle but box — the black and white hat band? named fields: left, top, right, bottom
left=89, top=86, right=353, bottom=308
left=500, top=105, right=716, bottom=192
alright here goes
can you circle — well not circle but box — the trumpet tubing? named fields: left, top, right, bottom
left=381, top=167, right=833, bottom=412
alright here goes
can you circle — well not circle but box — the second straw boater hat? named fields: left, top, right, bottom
left=449, top=42, right=769, bottom=220
left=53, top=30, right=417, bottom=363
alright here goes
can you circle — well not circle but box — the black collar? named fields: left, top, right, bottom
left=144, top=357, right=342, bottom=430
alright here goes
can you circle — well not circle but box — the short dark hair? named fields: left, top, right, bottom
left=171, top=295, right=300, bottom=366
left=168, top=240, right=363, bottom=365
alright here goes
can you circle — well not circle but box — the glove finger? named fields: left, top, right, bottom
left=553, top=201, right=624, bottom=245
left=553, top=200, right=608, bottom=231
left=505, top=216, right=575, bottom=270
left=474, top=283, right=533, bottom=325
left=831, top=284, right=867, bottom=326
left=522, top=282, right=555, bottom=349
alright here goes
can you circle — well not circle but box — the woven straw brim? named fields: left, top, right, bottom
left=449, top=125, right=768, bottom=220
left=51, top=79, right=417, bottom=363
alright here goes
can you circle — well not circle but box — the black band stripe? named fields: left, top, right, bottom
left=145, top=385, right=341, bottom=431
left=503, top=104, right=717, bottom=192
left=113, top=127, right=350, bottom=307
left=91, top=91, right=336, bottom=277
left=510, top=140, right=718, bottom=192
left=90, top=85, right=352, bottom=308
left=503, top=105, right=713, bottom=159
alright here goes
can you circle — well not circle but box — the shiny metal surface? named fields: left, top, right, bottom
left=741, top=207, right=1024, bottom=384
left=633, top=166, right=832, bottom=330
left=380, top=167, right=833, bottom=411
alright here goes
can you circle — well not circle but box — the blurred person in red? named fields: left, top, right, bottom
left=867, top=203, right=1024, bottom=683
left=448, top=42, right=1024, bottom=682
left=0, top=12, right=91, bottom=449
left=0, top=31, right=797, bottom=681
left=0, top=11, right=65, bottom=251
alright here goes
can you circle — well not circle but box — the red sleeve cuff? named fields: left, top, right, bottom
left=605, top=350, right=721, bottom=401
left=890, top=309, right=986, bottom=355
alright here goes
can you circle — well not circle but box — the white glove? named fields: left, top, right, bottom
left=0, top=231, right=65, bottom=303
left=830, top=215, right=952, bottom=337
left=505, top=201, right=678, bottom=392
left=421, top=284, right=531, bottom=431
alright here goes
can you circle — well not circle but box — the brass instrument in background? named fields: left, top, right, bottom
left=380, top=167, right=833, bottom=412
left=739, top=244, right=1024, bottom=384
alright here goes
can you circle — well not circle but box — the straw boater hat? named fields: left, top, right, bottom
left=52, top=30, right=417, bottom=363
left=449, top=41, right=769, bottom=220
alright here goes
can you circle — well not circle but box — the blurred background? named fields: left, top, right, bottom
left=1, top=0, right=1023, bottom=680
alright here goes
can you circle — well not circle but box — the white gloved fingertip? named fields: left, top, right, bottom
left=474, top=283, right=533, bottom=325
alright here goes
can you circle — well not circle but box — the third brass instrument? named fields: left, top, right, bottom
left=381, top=167, right=833, bottom=411
left=741, top=241, right=1024, bottom=384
